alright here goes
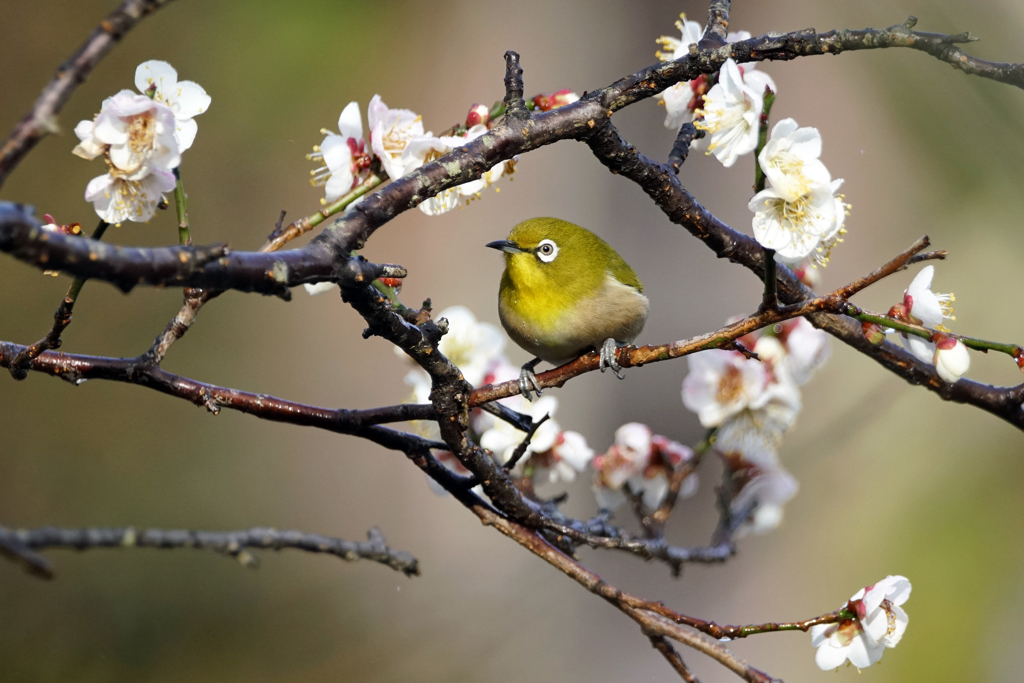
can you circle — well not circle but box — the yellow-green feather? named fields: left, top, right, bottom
left=496, top=218, right=648, bottom=359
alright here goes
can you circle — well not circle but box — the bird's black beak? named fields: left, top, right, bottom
left=485, top=239, right=525, bottom=254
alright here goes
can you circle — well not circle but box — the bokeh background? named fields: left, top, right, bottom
left=2, top=0, right=1023, bottom=681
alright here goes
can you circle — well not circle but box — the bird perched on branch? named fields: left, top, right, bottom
left=486, top=217, right=649, bottom=400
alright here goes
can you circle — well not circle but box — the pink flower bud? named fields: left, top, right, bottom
left=465, top=103, right=490, bottom=127
left=932, top=334, right=970, bottom=383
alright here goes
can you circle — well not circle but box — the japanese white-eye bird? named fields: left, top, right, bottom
left=486, top=217, right=649, bottom=400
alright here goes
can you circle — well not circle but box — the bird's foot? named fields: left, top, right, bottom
left=518, top=358, right=543, bottom=401
left=598, top=338, right=625, bottom=379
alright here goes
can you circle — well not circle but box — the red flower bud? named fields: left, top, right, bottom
left=862, top=322, right=886, bottom=345
left=466, top=103, right=490, bottom=127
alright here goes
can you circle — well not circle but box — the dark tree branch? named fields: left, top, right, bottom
left=668, top=123, right=704, bottom=173
left=502, top=51, right=530, bottom=120
left=0, top=525, right=420, bottom=577
left=701, top=0, right=730, bottom=49
left=0, top=534, right=54, bottom=579
left=0, top=202, right=408, bottom=298
left=0, top=0, right=180, bottom=189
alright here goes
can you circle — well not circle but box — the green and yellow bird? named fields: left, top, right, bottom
left=486, top=217, right=649, bottom=400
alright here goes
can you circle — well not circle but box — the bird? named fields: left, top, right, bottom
left=486, top=217, right=649, bottom=400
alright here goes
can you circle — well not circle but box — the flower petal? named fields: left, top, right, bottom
left=135, top=60, right=178, bottom=95
left=168, top=80, right=211, bottom=119
left=337, top=101, right=363, bottom=141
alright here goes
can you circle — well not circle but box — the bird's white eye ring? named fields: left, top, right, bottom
left=536, top=239, right=559, bottom=263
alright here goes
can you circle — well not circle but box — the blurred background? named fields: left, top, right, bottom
left=2, top=0, right=1023, bottom=681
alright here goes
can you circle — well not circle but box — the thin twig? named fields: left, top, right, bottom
left=0, top=525, right=420, bottom=577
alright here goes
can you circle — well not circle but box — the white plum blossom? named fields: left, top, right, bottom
left=656, top=15, right=705, bottom=130
left=406, top=124, right=514, bottom=216
left=696, top=59, right=776, bottom=167
left=893, top=266, right=957, bottom=362
left=681, top=346, right=800, bottom=429
left=480, top=395, right=561, bottom=466
left=368, top=95, right=426, bottom=179
left=531, top=430, right=595, bottom=484
left=757, top=119, right=831, bottom=203
left=398, top=305, right=506, bottom=388
left=811, top=576, right=911, bottom=671
left=781, top=317, right=831, bottom=386
left=749, top=177, right=846, bottom=263
left=84, top=169, right=176, bottom=224
left=934, top=336, right=970, bottom=383
left=73, top=90, right=180, bottom=177
left=730, top=463, right=799, bottom=537
left=308, top=101, right=368, bottom=203
left=134, top=60, right=211, bottom=152
left=903, top=265, right=955, bottom=330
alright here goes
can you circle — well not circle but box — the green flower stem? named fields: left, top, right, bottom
left=728, top=608, right=856, bottom=639
left=370, top=277, right=410, bottom=315
left=754, top=87, right=777, bottom=310
left=173, top=167, right=190, bottom=246
left=65, top=220, right=110, bottom=303
left=847, top=305, right=1024, bottom=358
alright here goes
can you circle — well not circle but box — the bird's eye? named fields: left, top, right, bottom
left=536, top=239, right=559, bottom=263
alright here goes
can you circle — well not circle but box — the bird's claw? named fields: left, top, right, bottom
left=518, top=362, right=543, bottom=401
left=599, top=338, right=625, bottom=380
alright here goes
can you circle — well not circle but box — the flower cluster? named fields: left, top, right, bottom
left=397, top=306, right=593, bottom=489
left=682, top=317, right=830, bottom=535
left=811, top=576, right=911, bottom=671
left=307, top=95, right=522, bottom=214
left=655, top=15, right=767, bottom=143
left=72, top=60, right=210, bottom=224
left=591, top=423, right=697, bottom=511
left=885, top=266, right=970, bottom=383
left=749, top=119, right=849, bottom=267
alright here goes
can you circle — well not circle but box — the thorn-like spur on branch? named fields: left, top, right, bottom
left=668, top=123, right=704, bottom=174
left=0, top=202, right=406, bottom=298
left=0, top=0, right=179, bottom=189
left=503, top=413, right=550, bottom=472
left=503, top=51, right=529, bottom=120
left=478, top=507, right=780, bottom=683
left=0, top=525, right=420, bottom=577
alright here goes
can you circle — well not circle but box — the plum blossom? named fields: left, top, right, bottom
left=727, top=459, right=799, bottom=537
left=891, top=266, right=958, bottom=362
left=398, top=305, right=506, bottom=389
left=681, top=344, right=800, bottom=429
left=480, top=395, right=561, bottom=465
left=72, top=87, right=182, bottom=223
left=903, top=265, right=955, bottom=330
left=749, top=177, right=846, bottom=263
left=696, top=58, right=776, bottom=167
left=780, top=317, right=831, bottom=386
left=134, top=60, right=211, bottom=152
left=592, top=424, right=697, bottom=511
left=73, top=90, right=180, bottom=176
left=933, top=335, right=970, bottom=383
left=308, top=101, right=370, bottom=203
left=530, top=431, right=595, bottom=484
left=757, top=119, right=831, bottom=203
left=368, top=95, right=426, bottom=179
left=656, top=15, right=705, bottom=130
left=811, top=576, right=911, bottom=671
left=84, top=169, right=177, bottom=224
left=406, top=125, right=514, bottom=216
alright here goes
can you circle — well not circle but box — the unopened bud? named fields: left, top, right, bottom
left=887, top=303, right=908, bottom=322
left=379, top=276, right=403, bottom=293
left=862, top=322, right=886, bottom=345
left=532, top=89, right=580, bottom=112
left=932, top=333, right=970, bottom=383
left=466, top=103, right=490, bottom=127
